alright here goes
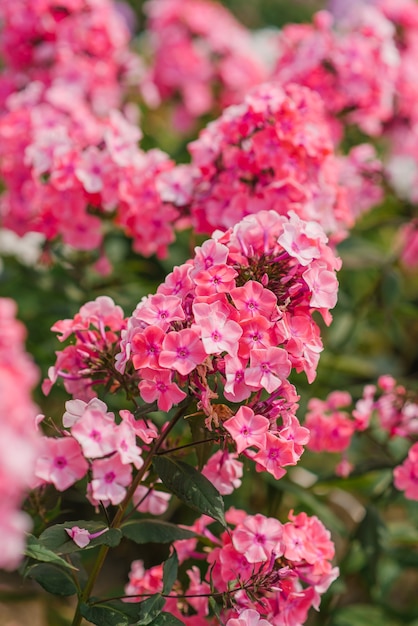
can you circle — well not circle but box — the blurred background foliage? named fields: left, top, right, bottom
left=1, top=1, right=418, bottom=625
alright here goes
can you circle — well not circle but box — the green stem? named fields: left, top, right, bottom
left=70, top=399, right=191, bottom=626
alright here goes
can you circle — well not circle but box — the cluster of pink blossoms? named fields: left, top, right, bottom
left=0, top=0, right=184, bottom=259
left=140, top=0, right=268, bottom=130
left=272, top=7, right=399, bottom=138
left=115, top=209, right=339, bottom=482
left=125, top=509, right=338, bottom=626
left=0, top=0, right=139, bottom=115
left=0, top=97, right=181, bottom=257
left=0, top=298, right=40, bottom=570
left=163, top=82, right=352, bottom=242
left=34, top=396, right=160, bottom=507
left=305, top=375, right=418, bottom=492
left=43, top=295, right=127, bottom=399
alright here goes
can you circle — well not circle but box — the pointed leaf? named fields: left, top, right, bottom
left=162, top=550, right=178, bottom=595
left=24, top=535, right=77, bottom=570
left=121, top=520, right=195, bottom=545
left=80, top=603, right=130, bottom=626
left=153, top=456, right=226, bottom=528
left=26, top=563, right=78, bottom=596
left=133, top=594, right=165, bottom=625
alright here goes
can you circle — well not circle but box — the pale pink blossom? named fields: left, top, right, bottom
left=35, top=437, right=88, bottom=492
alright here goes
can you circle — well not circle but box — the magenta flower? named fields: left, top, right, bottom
left=90, top=455, right=132, bottom=505
left=232, top=513, right=283, bottom=563
left=245, top=347, right=291, bottom=393
left=159, top=328, right=207, bottom=375
left=223, top=406, right=269, bottom=454
left=65, top=526, right=108, bottom=549
left=35, top=437, right=88, bottom=492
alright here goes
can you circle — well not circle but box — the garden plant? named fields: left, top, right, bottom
left=1, top=0, right=418, bottom=625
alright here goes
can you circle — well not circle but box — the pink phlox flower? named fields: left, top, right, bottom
left=232, top=513, right=283, bottom=563
left=252, top=432, right=299, bottom=479
left=120, top=410, right=159, bottom=444
left=115, top=316, right=144, bottom=374
left=223, top=406, right=269, bottom=454
left=159, top=328, right=207, bottom=375
left=201, top=450, right=243, bottom=495
left=306, top=394, right=355, bottom=453
left=238, top=316, right=276, bottom=360
left=394, top=442, right=418, bottom=500
left=63, top=397, right=112, bottom=428
left=226, top=609, right=272, bottom=626
left=77, top=296, right=125, bottom=333
left=192, top=239, right=229, bottom=273
left=230, top=281, right=278, bottom=320
left=124, top=560, right=164, bottom=601
left=192, top=302, right=242, bottom=356
left=71, top=407, right=116, bottom=458
left=65, top=525, right=108, bottom=549
left=74, top=145, right=109, bottom=194
left=114, top=421, right=144, bottom=469
left=277, top=211, right=328, bottom=267
left=303, top=261, right=339, bottom=311
left=131, top=324, right=165, bottom=370
left=245, top=347, right=291, bottom=393
left=156, top=163, right=195, bottom=205
left=193, top=263, right=238, bottom=296
left=223, top=354, right=252, bottom=402
left=278, top=414, right=310, bottom=458
left=90, top=455, right=132, bottom=505
left=133, top=473, right=171, bottom=515
left=186, top=566, right=211, bottom=616
left=134, top=294, right=185, bottom=330
left=138, top=367, right=187, bottom=411
left=35, top=436, right=88, bottom=491
left=157, top=263, right=194, bottom=298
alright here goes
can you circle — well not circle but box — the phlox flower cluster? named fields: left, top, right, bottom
left=0, top=0, right=139, bottom=116
left=34, top=396, right=159, bottom=507
left=163, top=82, right=351, bottom=241
left=125, top=509, right=338, bottom=626
left=43, top=295, right=128, bottom=400
left=305, top=375, right=418, bottom=492
left=272, top=7, right=399, bottom=138
left=0, top=98, right=180, bottom=257
left=116, top=209, right=340, bottom=482
left=0, top=298, right=40, bottom=570
left=140, top=0, right=268, bottom=130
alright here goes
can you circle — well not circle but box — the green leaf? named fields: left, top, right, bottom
left=133, top=594, right=165, bottom=625
left=38, top=521, right=122, bottom=554
left=188, top=413, right=215, bottom=470
left=26, top=563, right=78, bottom=596
left=24, top=535, right=78, bottom=570
left=209, top=596, right=224, bottom=624
left=80, top=603, right=130, bottom=626
left=121, top=519, right=195, bottom=545
left=153, top=456, right=226, bottom=528
left=150, top=613, right=185, bottom=626
left=162, top=550, right=178, bottom=595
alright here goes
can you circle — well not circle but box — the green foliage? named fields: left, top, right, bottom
left=121, top=520, right=195, bottom=544
left=152, top=456, right=226, bottom=528
left=162, top=550, right=178, bottom=595
left=24, top=535, right=78, bottom=570
left=25, top=563, right=78, bottom=596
